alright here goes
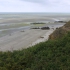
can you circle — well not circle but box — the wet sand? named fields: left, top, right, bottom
left=0, top=14, right=68, bottom=51
left=0, top=29, right=54, bottom=51
left=0, top=23, right=65, bottom=52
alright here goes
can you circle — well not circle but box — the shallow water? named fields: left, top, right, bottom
left=0, top=26, right=31, bottom=37
left=0, top=13, right=69, bottom=37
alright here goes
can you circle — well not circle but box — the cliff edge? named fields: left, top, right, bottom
left=49, top=21, right=70, bottom=39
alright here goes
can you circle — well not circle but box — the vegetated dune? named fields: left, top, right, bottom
left=49, top=21, right=70, bottom=39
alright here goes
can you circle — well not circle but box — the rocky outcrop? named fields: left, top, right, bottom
left=49, top=21, right=70, bottom=40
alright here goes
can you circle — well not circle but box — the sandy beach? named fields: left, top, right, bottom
left=0, top=13, right=68, bottom=52
left=0, top=22, right=65, bottom=52
left=0, top=28, right=55, bottom=51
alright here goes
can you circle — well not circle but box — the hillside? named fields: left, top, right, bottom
left=0, top=22, right=70, bottom=70
left=49, top=21, right=70, bottom=39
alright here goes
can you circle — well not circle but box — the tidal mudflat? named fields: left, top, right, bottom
left=0, top=13, right=69, bottom=51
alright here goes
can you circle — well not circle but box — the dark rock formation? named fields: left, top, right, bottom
left=41, top=27, right=50, bottom=30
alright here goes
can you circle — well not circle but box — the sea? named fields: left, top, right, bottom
left=0, top=12, right=70, bottom=37
left=0, top=12, right=70, bottom=18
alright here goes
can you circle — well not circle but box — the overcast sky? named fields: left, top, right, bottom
left=0, top=0, right=70, bottom=12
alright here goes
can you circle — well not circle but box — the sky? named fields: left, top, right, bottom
left=0, top=0, right=70, bottom=12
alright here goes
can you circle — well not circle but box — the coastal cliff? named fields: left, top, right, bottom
left=49, top=21, right=70, bottom=39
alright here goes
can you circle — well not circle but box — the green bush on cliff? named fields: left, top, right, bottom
left=0, top=32, right=70, bottom=70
